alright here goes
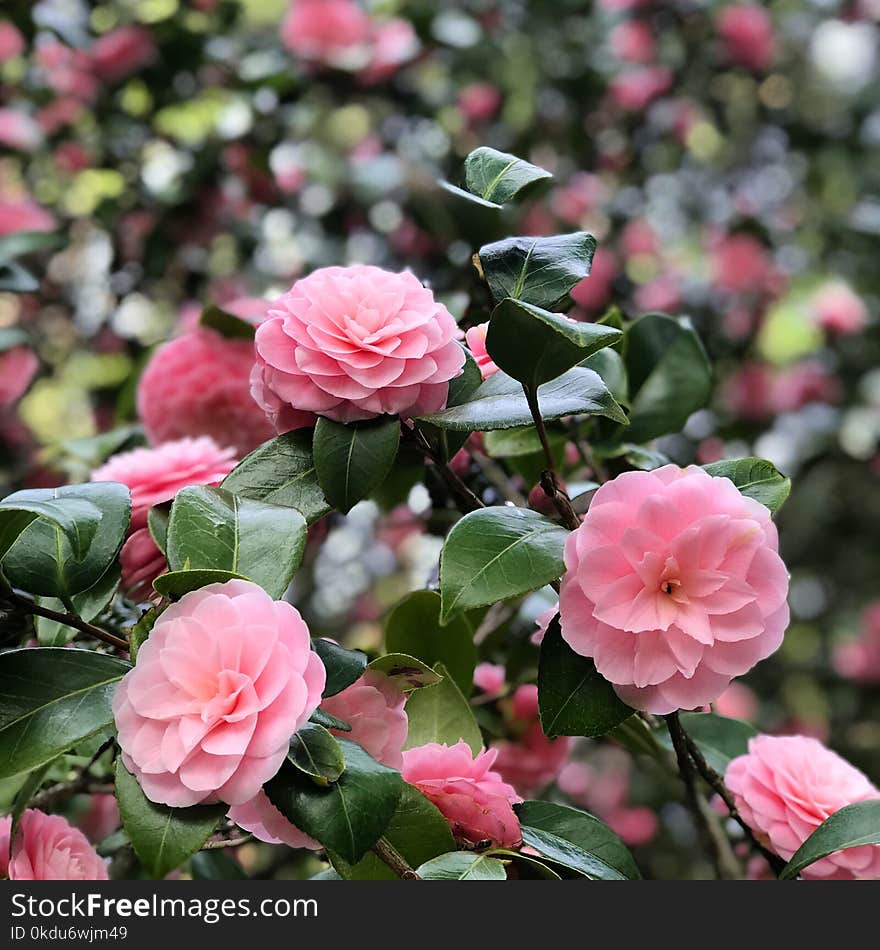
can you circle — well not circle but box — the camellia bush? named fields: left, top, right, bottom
left=0, top=0, right=879, bottom=883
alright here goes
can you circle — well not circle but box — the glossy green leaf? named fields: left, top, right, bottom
left=222, top=430, right=330, bottom=524
left=703, top=457, right=791, bottom=514
left=115, top=761, right=224, bottom=879
left=265, top=739, right=404, bottom=865
left=515, top=800, right=641, bottom=880
left=483, top=425, right=567, bottom=459
left=366, top=653, right=444, bottom=691
left=166, top=485, right=306, bottom=598
left=312, top=638, right=367, bottom=698
left=147, top=507, right=168, bottom=554
left=477, top=232, right=597, bottom=310
left=329, top=784, right=455, bottom=880
left=780, top=800, right=880, bottom=880
left=417, top=851, right=507, bottom=880
left=463, top=147, right=552, bottom=206
left=0, top=486, right=107, bottom=561
left=310, top=709, right=351, bottom=732
left=623, top=313, right=712, bottom=443
left=36, top=564, right=120, bottom=647
left=538, top=616, right=632, bottom=738
left=129, top=606, right=159, bottom=664
left=199, top=304, right=256, bottom=340
left=385, top=590, right=476, bottom=692
left=313, top=416, right=400, bottom=514
left=152, top=569, right=248, bottom=599
left=418, top=366, right=626, bottom=432
left=0, top=648, right=130, bottom=778
left=2, top=483, right=131, bottom=599
left=487, top=298, right=621, bottom=389
left=440, top=507, right=567, bottom=623
left=403, top=663, right=482, bottom=755
left=288, top=723, right=346, bottom=785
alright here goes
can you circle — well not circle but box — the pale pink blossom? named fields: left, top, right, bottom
left=118, top=527, right=168, bottom=602
left=709, top=233, right=778, bottom=296
left=0, top=346, right=38, bottom=408
left=834, top=603, right=880, bottom=683
left=457, top=83, right=501, bottom=123
left=464, top=323, right=499, bottom=379
left=251, top=265, right=464, bottom=426
left=319, top=670, right=408, bottom=769
left=473, top=662, right=506, bottom=696
left=282, top=0, right=373, bottom=69
left=0, top=810, right=107, bottom=880
left=809, top=282, right=868, bottom=335
left=402, top=740, right=522, bottom=848
left=90, top=26, right=156, bottom=81
left=0, top=199, right=55, bottom=236
left=569, top=248, right=617, bottom=315
left=726, top=735, right=880, bottom=879
left=717, top=4, right=776, bottom=72
left=713, top=681, right=758, bottom=720
left=0, top=21, right=25, bottom=62
left=113, top=580, right=326, bottom=807
left=610, top=20, right=655, bottom=63
left=608, top=67, right=672, bottom=111
left=559, top=465, right=789, bottom=714
left=75, top=794, right=120, bottom=844
left=0, top=109, right=42, bottom=151
left=359, top=18, right=420, bottom=84
left=228, top=790, right=319, bottom=849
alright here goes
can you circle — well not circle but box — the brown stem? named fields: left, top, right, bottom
left=682, top=730, right=786, bottom=876
left=524, top=387, right=581, bottom=531
left=665, top=712, right=736, bottom=879
left=405, top=423, right=485, bottom=513
left=371, top=836, right=420, bottom=880
left=204, top=834, right=254, bottom=850
left=7, top=590, right=129, bottom=652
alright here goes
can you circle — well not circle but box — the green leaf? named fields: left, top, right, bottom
left=190, top=850, right=247, bottom=880
left=446, top=346, right=483, bottom=408
left=418, top=366, right=626, bottom=432
left=115, top=761, right=224, bottom=879
left=463, top=147, right=552, bottom=206
left=166, top=485, right=306, bottom=598
left=780, top=801, right=880, bottom=880
left=623, top=313, right=712, bottom=443
left=2, top=483, right=131, bottom=599
left=483, top=426, right=567, bottom=459
left=439, top=507, right=567, bottom=623
left=129, top=606, right=159, bottom=664
left=36, top=564, right=120, bottom=646
left=515, top=800, right=641, bottom=880
left=264, top=739, right=404, bottom=865
left=329, top=784, right=455, bottom=880
left=366, top=653, right=444, bottom=691
left=655, top=712, right=757, bottom=774
left=403, top=662, right=482, bottom=755
left=199, top=304, right=256, bottom=340
left=583, top=346, right=628, bottom=406
left=222, top=430, right=330, bottom=525
left=477, top=232, right=597, bottom=310
left=0, top=648, right=130, bottom=778
left=487, top=298, right=621, bottom=390
left=310, top=709, right=351, bottom=732
left=417, top=851, right=508, bottom=880
left=312, top=638, right=367, bottom=698
left=147, top=507, right=168, bottom=554
left=538, top=616, right=632, bottom=739
left=152, top=569, right=249, bottom=599
left=438, top=180, right=506, bottom=210
left=313, top=416, right=400, bottom=515
left=0, top=231, right=63, bottom=264
left=385, top=590, right=476, bottom=693
left=596, top=443, right=669, bottom=471
left=288, top=723, right=346, bottom=785
left=488, top=848, right=561, bottom=879
left=0, top=486, right=106, bottom=561
left=703, top=457, right=791, bottom=514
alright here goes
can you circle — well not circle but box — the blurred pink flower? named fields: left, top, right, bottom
left=610, top=20, right=656, bottom=63
left=559, top=465, right=790, bottom=714
left=402, top=740, right=522, bottom=848
left=252, top=265, right=464, bottom=426
left=0, top=108, right=42, bottom=151
left=113, top=580, right=326, bottom=806
left=717, top=4, right=776, bottom=72
left=0, top=20, right=24, bottom=62
left=633, top=273, right=682, bottom=313
left=0, top=346, right=38, bottom=408
left=458, top=83, right=501, bottom=123
left=0, top=810, right=107, bottom=880
left=359, top=18, right=419, bottom=84
left=36, top=42, right=98, bottom=102
left=0, top=198, right=55, bottom=236
left=91, top=26, right=157, bottom=81
left=282, top=0, right=373, bottom=68
left=713, top=681, right=758, bottom=720
left=809, top=281, right=868, bottom=335
left=473, top=662, right=506, bottom=696
left=834, top=603, right=880, bottom=683
left=726, top=735, right=880, bottom=879
left=709, top=233, right=778, bottom=296
left=75, top=794, right=120, bottom=844
left=570, top=248, right=617, bottom=315
left=609, top=67, right=672, bottom=111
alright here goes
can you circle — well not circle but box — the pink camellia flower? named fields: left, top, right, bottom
left=359, top=18, right=420, bottom=85
left=282, top=0, right=373, bottom=69
left=75, top=794, right=120, bottom=844
left=725, top=735, right=880, bottom=879
left=809, top=281, right=868, bottom=336
left=251, top=265, right=465, bottom=427
left=717, top=4, right=776, bottom=72
left=771, top=361, right=841, bottom=413
left=492, top=685, right=572, bottom=796
left=720, top=362, right=777, bottom=421
left=559, top=465, right=789, bottom=714
left=608, top=66, right=672, bottom=111
left=113, top=580, right=326, bottom=807
left=530, top=604, right=557, bottom=646
left=610, top=20, right=655, bottom=63
left=457, top=83, right=501, bottom=123
left=713, top=681, right=758, bottom=720
left=0, top=198, right=55, bottom=236
left=0, top=810, right=107, bottom=880
left=402, top=740, right=522, bottom=848
left=473, top=662, right=506, bottom=696
left=834, top=603, right=880, bottom=683
left=0, top=109, right=42, bottom=151
left=464, top=323, right=499, bottom=379
left=137, top=321, right=275, bottom=457
left=228, top=790, right=319, bottom=849
left=36, top=42, right=98, bottom=102
left=0, top=346, right=38, bottom=408
left=569, top=248, right=617, bottom=315
left=633, top=273, right=682, bottom=313
left=0, top=20, right=24, bottom=62
left=91, top=436, right=237, bottom=598
left=319, top=670, right=408, bottom=769
left=709, top=233, right=777, bottom=296
left=90, top=26, right=156, bottom=82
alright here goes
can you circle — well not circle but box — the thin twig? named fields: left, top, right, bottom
left=523, top=387, right=580, bottom=530
left=371, top=836, right=420, bottom=880
left=7, top=590, right=129, bottom=652
left=405, top=424, right=485, bottom=513
left=204, top=834, right=254, bottom=850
